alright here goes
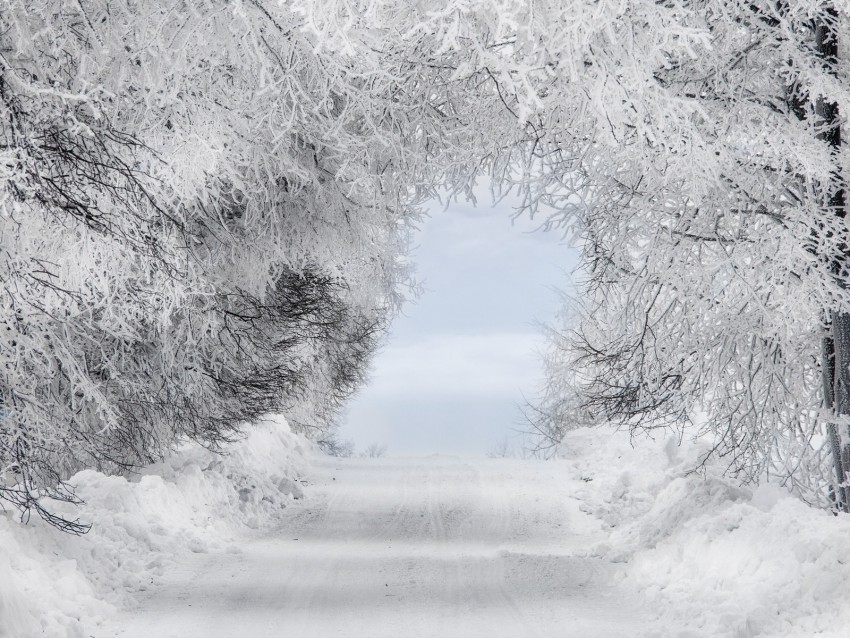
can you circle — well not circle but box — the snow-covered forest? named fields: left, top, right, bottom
left=3, top=1, right=850, bottom=636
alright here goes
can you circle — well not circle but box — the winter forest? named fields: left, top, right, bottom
left=3, top=1, right=850, bottom=636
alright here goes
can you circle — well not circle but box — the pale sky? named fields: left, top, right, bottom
left=339, top=193, right=579, bottom=455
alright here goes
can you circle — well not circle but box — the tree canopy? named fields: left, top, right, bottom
left=2, top=0, right=849, bottom=527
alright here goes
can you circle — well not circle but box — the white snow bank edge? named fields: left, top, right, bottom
left=0, top=416, right=313, bottom=638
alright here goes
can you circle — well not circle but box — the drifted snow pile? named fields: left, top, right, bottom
left=0, top=417, right=310, bottom=638
left=559, top=427, right=850, bottom=638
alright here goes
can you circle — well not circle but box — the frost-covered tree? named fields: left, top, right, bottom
left=298, top=0, right=850, bottom=504
left=0, top=0, right=428, bottom=529
left=501, top=1, right=850, bottom=505
left=5, top=0, right=850, bottom=527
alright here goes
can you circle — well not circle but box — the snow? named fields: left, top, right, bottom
left=92, top=455, right=653, bottom=638
left=0, top=417, right=310, bottom=638
left=563, top=428, right=850, bottom=638
left=3, top=422, right=850, bottom=637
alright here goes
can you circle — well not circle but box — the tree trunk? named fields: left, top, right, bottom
left=827, top=315, right=850, bottom=511
left=815, top=10, right=850, bottom=511
left=822, top=333, right=848, bottom=509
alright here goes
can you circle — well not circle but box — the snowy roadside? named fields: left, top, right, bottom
left=560, top=427, right=850, bottom=638
left=4, top=421, right=850, bottom=638
left=0, top=417, right=312, bottom=638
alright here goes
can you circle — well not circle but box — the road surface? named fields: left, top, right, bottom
left=97, top=456, right=651, bottom=637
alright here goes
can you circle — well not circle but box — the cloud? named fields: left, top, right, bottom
left=341, top=189, right=580, bottom=454
left=366, top=331, right=545, bottom=398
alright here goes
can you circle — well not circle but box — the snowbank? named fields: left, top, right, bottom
left=6, top=418, right=847, bottom=638
left=0, top=417, right=312, bottom=638
left=560, top=427, right=850, bottom=638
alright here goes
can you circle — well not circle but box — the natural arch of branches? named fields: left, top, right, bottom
left=2, top=0, right=850, bottom=530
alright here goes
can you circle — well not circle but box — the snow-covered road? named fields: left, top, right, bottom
left=98, top=456, right=650, bottom=637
